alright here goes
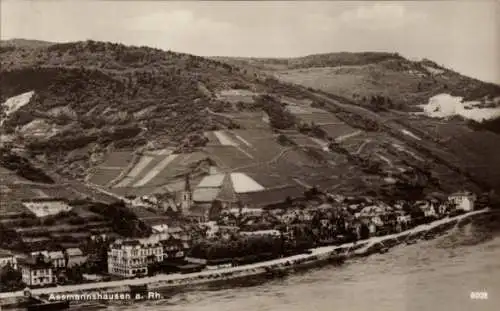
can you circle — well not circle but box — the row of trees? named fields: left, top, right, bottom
left=88, top=201, right=151, bottom=238
left=0, top=148, right=54, bottom=183
left=256, top=95, right=297, bottom=130
left=189, top=236, right=284, bottom=261
left=468, top=117, right=500, bottom=135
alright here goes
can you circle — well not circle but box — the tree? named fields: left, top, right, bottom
left=0, top=264, right=24, bottom=291
left=209, top=200, right=223, bottom=221
left=66, top=265, right=84, bottom=284
left=277, top=134, right=294, bottom=146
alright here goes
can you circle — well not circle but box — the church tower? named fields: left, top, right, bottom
left=180, top=173, right=192, bottom=214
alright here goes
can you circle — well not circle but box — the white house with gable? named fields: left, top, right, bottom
left=448, top=192, right=476, bottom=212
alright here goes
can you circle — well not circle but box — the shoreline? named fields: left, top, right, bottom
left=0, top=208, right=491, bottom=304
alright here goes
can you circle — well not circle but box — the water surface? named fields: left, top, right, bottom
left=104, top=212, right=500, bottom=311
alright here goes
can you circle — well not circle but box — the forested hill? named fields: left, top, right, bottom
left=0, top=40, right=317, bottom=177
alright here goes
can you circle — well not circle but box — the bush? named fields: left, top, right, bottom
left=0, top=265, right=24, bottom=292
left=277, top=134, right=295, bottom=146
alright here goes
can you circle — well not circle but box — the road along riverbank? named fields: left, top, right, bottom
left=0, top=208, right=490, bottom=305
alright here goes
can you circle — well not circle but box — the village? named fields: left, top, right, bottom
left=0, top=165, right=482, bottom=291
left=0, top=78, right=496, bottom=296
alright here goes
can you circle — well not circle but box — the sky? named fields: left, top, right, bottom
left=1, top=0, right=499, bottom=84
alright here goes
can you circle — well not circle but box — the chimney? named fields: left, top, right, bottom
left=209, top=166, right=218, bottom=175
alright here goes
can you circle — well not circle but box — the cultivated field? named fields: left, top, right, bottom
left=88, top=168, right=122, bottom=186
left=216, top=89, right=259, bottom=104
left=96, top=150, right=208, bottom=191
left=99, top=151, right=135, bottom=168
left=229, top=112, right=271, bottom=129
left=294, top=111, right=344, bottom=125
left=320, top=123, right=359, bottom=139
left=204, top=145, right=255, bottom=170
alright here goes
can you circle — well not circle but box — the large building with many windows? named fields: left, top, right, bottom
left=107, top=236, right=163, bottom=278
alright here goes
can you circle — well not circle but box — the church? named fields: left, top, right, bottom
left=177, top=174, right=223, bottom=223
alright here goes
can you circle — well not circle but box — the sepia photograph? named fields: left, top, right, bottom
left=0, top=0, right=499, bottom=310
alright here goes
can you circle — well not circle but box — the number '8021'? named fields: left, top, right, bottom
left=470, top=291, right=488, bottom=300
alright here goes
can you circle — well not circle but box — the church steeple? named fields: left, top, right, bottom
left=184, top=173, right=191, bottom=192
left=180, top=173, right=192, bottom=214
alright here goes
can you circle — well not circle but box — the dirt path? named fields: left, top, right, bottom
left=354, top=139, right=372, bottom=155
left=335, top=130, right=363, bottom=142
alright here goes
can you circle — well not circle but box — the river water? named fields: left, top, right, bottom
left=104, top=212, right=500, bottom=311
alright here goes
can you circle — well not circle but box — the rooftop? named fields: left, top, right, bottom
left=449, top=191, right=475, bottom=197
left=237, top=184, right=307, bottom=207
left=196, top=174, right=225, bottom=188
left=193, top=187, right=221, bottom=203
left=0, top=248, right=13, bottom=258
left=65, top=248, right=83, bottom=256
left=18, top=257, right=52, bottom=269
left=47, top=251, right=64, bottom=259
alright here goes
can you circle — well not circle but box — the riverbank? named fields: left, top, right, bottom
left=0, top=209, right=490, bottom=305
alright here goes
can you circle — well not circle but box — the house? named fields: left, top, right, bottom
left=48, top=251, right=65, bottom=269
left=368, top=222, right=377, bottom=236
left=228, top=206, right=264, bottom=217
left=64, top=248, right=87, bottom=268
left=152, top=224, right=169, bottom=233
left=419, top=202, right=438, bottom=218
left=161, top=236, right=185, bottom=260
left=240, top=229, right=281, bottom=237
left=19, top=256, right=54, bottom=287
left=448, top=192, right=476, bottom=212
left=108, top=240, right=147, bottom=277
left=204, top=221, right=219, bottom=239
left=217, top=225, right=240, bottom=240
left=30, top=250, right=65, bottom=269
left=0, top=249, right=17, bottom=269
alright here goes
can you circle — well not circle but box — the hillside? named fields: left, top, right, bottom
left=214, top=52, right=500, bottom=109
left=215, top=53, right=500, bottom=193
left=1, top=40, right=500, bottom=206
left=0, top=40, right=301, bottom=178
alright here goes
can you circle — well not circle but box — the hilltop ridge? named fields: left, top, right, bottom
left=215, top=51, right=500, bottom=106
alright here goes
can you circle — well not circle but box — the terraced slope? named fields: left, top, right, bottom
left=2, top=40, right=500, bottom=203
